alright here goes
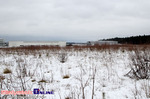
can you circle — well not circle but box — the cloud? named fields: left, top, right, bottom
left=0, top=0, right=150, bottom=41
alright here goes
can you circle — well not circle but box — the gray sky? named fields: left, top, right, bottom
left=0, top=0, right=150, bottom=42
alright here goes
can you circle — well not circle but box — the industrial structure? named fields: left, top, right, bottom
left=0, top=38, right=4, bottom=46
left=0, top=38, right=118, bottom=47
left=87, top=40, right=118, bottom=45
left=8, top=41, right=66, bottom=47
left=66, top=42, right=87, bottom=46
left=0, top=38, right=7, bottom=47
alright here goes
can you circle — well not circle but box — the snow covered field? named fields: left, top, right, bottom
left=0, top=46, right=150, bottom=99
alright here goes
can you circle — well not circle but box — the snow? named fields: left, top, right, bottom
left=0, top=48, right=150, bottom=99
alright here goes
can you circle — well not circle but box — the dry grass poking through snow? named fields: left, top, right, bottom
left=0, top=44, right=150, bottom=99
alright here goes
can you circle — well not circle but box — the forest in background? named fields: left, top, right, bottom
left=103, top=35, right=150, bottom=44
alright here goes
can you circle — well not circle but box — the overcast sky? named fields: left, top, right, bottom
left=0, top=0, right=150, bottom=42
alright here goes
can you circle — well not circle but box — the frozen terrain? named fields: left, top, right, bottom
left=0, top=46, right=150, bottom=99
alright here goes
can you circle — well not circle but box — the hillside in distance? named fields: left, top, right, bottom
left=103, top=35, right=150, bottom=44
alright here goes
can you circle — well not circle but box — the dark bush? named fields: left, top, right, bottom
left=126, top=50, right=150, bottom=79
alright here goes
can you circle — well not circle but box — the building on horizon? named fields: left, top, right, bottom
left=8, top=41, right=66, bottom=47
left=87, top=40, right=118, bottom=46
left=0, top=38, right=6, bottom=47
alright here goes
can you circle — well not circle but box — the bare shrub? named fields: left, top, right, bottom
left=132, top=80, right=142, bottom=99
left=130, top=80, right=150, bottom=99
left=65, top=86, right=80, bottom=99
left=13, top=57, right=32, bottom=91
left=15, top=57, right=28, bottom=77
left=90, top=64, right=97, bottom=99
left=141, top=80, right=150, bottom=98
left=58, top=52, right=68, bottom=63
left=126, top=50, right=150, bottom=79
left=74, top=64, right=90, bottom=99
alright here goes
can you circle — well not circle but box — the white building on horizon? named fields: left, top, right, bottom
left=8, top=41, right=66, bottom=47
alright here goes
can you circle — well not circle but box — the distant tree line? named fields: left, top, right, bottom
left=103, top=35, right=150, bottom=44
